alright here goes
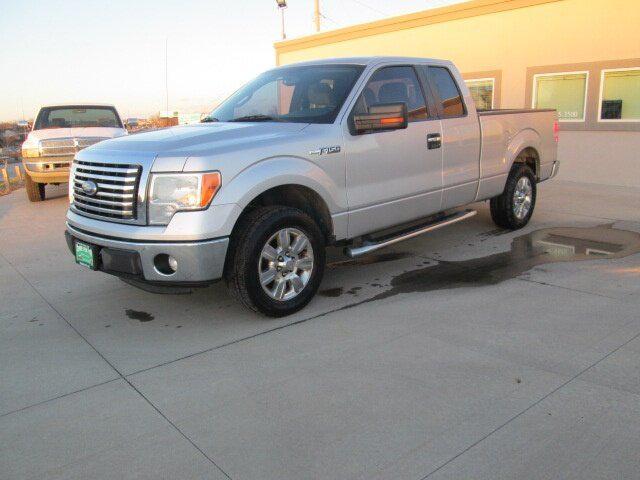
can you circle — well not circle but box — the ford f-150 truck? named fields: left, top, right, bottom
left=65, top=57, right=559, bottom=316
left=22, top=104, right=127, bottom=202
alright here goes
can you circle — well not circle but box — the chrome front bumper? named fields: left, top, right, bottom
left=65, top=223, right=229, bottom=284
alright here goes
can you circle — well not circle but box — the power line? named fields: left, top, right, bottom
left=319, top=11, right=341, bottom=26
left=347, top=0, right=389, bottom=17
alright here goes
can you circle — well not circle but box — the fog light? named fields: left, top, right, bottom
left=168, top=256, right=178, bottom=272
left=154, top=254, right=178, bottom=275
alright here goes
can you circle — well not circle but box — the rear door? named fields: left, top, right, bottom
left=421, top=65, right=481, bottom=209
left=343, top=64, right=443, bottom=238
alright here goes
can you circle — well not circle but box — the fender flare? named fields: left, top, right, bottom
left=212, top=156, right=345, bottom=233
left=505, top=128, right=542, bottom=176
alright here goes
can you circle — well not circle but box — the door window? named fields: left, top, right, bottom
left=353, top=66, right=428, bottom=122
left=428, top=67, right=466, bottom=118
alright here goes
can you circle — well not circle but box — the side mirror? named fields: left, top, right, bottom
left=353, top=103, right=408, bottom=134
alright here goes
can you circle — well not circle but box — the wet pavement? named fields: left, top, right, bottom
left=1, top=180, right=639, bottom=479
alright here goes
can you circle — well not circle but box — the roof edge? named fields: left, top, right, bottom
left=274, top=0, right=565, bottom=55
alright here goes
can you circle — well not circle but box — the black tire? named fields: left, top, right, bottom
left=225, top=206, right=326, bottom=317
left=25, top=175, right=45, bottom=202
left=490, top=164, right=536, bottom=230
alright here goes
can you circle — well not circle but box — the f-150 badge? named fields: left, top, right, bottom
left=309, top=146, right=341, bottom=156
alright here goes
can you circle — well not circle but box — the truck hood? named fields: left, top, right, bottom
left=87, top=122, right=310, bottom=156
left=27, top=127, right=127, bottom=142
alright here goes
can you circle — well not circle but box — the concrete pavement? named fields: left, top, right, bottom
left=1, top=180, right=639, bottom=479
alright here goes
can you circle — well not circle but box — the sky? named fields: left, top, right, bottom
left=0, top=0, right=465, bottom=122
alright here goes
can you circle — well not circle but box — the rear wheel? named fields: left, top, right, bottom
left=25, top=175, right=45, bottom=202
left=225, top=206, right=326, bottom=317
left=490, top=164, right=536, bottom=230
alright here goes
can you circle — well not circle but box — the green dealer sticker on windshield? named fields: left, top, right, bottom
left=75, top=241, right=95, bottom=269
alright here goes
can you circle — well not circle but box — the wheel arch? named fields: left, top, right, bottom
left=234, top=184, right=334, bottom=243
left=506, top=129, right=542, bottom=180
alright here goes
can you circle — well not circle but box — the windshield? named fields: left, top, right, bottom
left=206, top=65, right=365, bottom=124
left=34, top=106, right=123, bottom=130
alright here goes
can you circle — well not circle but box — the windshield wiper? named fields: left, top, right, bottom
left=229, top=114, right=278, bottom=122
left=200, top=116, right=219, bottom=123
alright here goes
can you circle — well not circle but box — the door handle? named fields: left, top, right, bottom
left=427, top=133, right=442, bottom=150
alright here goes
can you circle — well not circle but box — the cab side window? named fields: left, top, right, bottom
left=353, top=66, right=428, bottom=122
left=428, top=66, right=466, bottom=118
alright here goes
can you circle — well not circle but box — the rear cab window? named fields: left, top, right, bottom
left=352, top=66, right=429, bottom=122
left=423, top=66, right=467, bottom=118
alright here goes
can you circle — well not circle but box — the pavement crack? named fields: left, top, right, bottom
left=419, top=327, right=640, bottom=479
left=0, top=251, right=233, bottom=480
left=516, top=277, right=621, bottom=300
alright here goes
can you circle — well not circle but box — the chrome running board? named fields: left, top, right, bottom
left=345, top=210, right=477, bottom=258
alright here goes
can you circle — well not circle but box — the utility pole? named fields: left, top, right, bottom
left=314, top=0, right=321, bottom=32
left=276, top=0, right=287, bottom=40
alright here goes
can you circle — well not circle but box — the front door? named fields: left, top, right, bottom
left=343, top=65, right=443, bottom=238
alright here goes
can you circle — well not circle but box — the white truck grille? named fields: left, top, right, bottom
left=72, top=160, right=141, bottom=220
left=40, top=137, right=108, bottom=157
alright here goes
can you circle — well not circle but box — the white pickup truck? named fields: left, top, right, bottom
left=22, top=104, right=127, bottom=201
left=65, top=57, right=559, bottom=316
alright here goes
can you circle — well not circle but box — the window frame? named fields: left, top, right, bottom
left=347, top=64, right=434, bottom=135
left=424, top=65, right=468, bottom=120
left=597, top=67, right=640, bottom=124
left=464, top=77, right=495, bottom=110
left=531, top=71, right=589, bottom=123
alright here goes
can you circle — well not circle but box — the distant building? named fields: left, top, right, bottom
left=158, top=111, right=202, bottom=126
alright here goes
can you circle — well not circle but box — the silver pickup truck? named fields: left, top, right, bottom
left=65, top=57, right=559, bottom=316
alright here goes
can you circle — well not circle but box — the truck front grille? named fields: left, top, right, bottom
left=40, top=137, right=108, bottom=157
left=72, top=160, right=141, bottom=220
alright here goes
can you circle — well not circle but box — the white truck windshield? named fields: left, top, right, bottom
left=34, top=106, right=123, bottom=130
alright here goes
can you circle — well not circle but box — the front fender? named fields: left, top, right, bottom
left=214, top=156, right=344, bottom=212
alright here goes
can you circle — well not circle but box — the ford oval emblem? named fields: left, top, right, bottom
left=81, top=180, right=98, bottom=196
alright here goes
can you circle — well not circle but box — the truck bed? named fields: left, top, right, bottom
left=475, top=108, right=558, bottom=201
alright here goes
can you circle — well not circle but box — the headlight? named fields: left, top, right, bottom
left=22, top=146, right=40, bottom=158
left=148, top=172, right=221, bottom=225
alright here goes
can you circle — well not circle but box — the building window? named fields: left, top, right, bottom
left=465, top=78, right=495, bottom=110
left=598, top=68, right=640, bottom=122
left=533, top=72, right=588, bottom=122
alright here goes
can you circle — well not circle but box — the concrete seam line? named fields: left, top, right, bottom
left=121, top=378, right=234, bottom=480
left=516, top=277, right=622, bottom=301
left=419, top=328, right=640, bottom=479
left=0, top=251, right=233, bottom=480
left=126, top=300, right=360, bottom=377
left=0, top=378, right=121, bottom=419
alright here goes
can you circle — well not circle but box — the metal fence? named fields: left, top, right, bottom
left=0, top=157, right=24, bottom=195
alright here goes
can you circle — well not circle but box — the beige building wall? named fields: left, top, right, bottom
left=275, top=0, right=640, bottom=187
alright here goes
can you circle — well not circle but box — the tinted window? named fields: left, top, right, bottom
left=208, top=65, right=364, bottom=124
left=428, top=67, right=465, bottom=118
left=353, top=66, right=428, bottom=122
left=34, top=106, right=122, bottom=130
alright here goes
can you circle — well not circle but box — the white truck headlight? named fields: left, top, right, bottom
left=22, top=146, right=41, bottom=158
left=148, top=172, right=221, bottom=225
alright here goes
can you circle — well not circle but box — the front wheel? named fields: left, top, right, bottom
left=490, top=165, right=537, bottom=230
left=225, top=206, right=326, bottom=317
